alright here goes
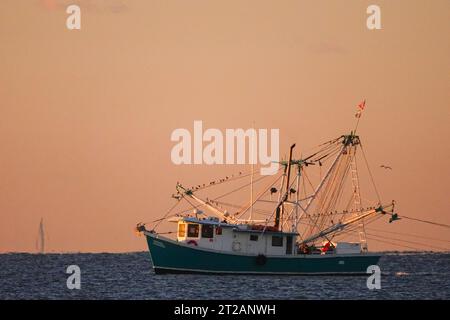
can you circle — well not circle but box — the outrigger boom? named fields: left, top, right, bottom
left=298, top=202, right=395, bottom=245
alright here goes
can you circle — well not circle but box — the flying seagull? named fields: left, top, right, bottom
left=380, top=165, right=392, bottom=170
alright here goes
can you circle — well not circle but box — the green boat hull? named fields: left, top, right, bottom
left=145, top=233, right=381, bottom=275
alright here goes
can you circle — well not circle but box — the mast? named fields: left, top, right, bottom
left=275, top=144, right=295, bottom=231
left=294, top=162, right=301, bottom=232
left=249, top=122, right=255, bottom=222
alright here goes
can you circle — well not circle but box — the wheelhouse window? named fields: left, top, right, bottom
left=178, top=223, right=186, bottom=237
left=215, top=226, right=222, bottom=235
left=272, top=235, right=283, bottom=247
left=187, top=224, right=199, bottom=237
left=250, top=234, right=258, bottom=241
left=201, top=224, right=214, bottom=238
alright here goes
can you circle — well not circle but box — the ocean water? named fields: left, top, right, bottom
left=0, top=252, right=449, bottom=299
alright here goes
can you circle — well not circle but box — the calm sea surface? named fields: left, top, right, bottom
left=0, top=252, right=449, bottom=299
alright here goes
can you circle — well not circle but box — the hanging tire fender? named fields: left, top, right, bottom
left=255, top=254, right=267, bottom=266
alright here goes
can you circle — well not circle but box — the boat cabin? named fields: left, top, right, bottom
left=173, top=216, right=298, bottom=256
left=169, top=216, right=363, bottom=256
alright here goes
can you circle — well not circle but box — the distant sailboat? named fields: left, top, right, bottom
left=37, top=218, right=45, bottom=254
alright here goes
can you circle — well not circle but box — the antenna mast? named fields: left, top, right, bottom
left=249, top=121, right=255, bottom=222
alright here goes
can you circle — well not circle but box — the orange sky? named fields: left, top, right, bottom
left=0, top=0, right=449, bottom=252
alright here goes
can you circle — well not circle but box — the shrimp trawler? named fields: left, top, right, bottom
left=137, top=114, right=399, bottom=274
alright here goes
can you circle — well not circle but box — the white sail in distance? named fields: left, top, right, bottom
left=37, top=218, right=45, bottom=254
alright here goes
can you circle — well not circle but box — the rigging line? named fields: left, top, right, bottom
left=213, top=172, right=274, bottom=202
left=301, top=168, right=315, bottom=192
left=171, top=203, right=205, bottom=216
left=352, top=146, right=363, bottom=209
left=145, top=216, right=167, bottom=223
left=194, top=168, right=263, bottom=192
left=398, top=215, right=450, bottom=229
left=171, top=168, right=283, bottom=217
left=317, top=152, right=349, bottom=209
left=330, top=229, right=361, bottom=244
left=302, top=154, right=344, bottom=236
left=320, top=136, right=344, bottom=146
left=329, top=214, right=384, bottom=242
left=261, top=174, right=316, bottom=235
left=281, top=205, right=296, bottom=227
left=305, top=148, right=342, bottom=174
left=301, top=136, right=343, bottom=155
left=330, top=214, right=384, bottom=239
left=213, top=199, right=275, bottom=215
left=319, top=158, right=322, bottom=181
left=311, top=144, right=342, bottom=163
left=364, top=233, right=449, bottom=250
left=294, top=207, right=336, bottom=245
left=281, top=178, right=307, bottom=230
left=172, top=177, right=264, bottom=216
left=298, top=208, right=381, bottom=237
left=316, top=145, right=343, bottom=163
left=367, top=231, right=430, bottom=251
left=366, top=227, right=450, bottom=243
left=216, top=204, right=277, bottom=217
left=344, top=191, right=356, bottom=216
left=214, top=200, right=259, bottom=210
left=297, top=211, right=355, bottom=220
left=299, top=212, right=368, bottom=229
left=341, top=151, right=364, bottom=224
left=366, top=237, right=420, bottom=251
left=327, top=154, right=352, bottom=216
left=171, top=195, right=208, bottom=216
left=358, top=233, right=421, bottom=251
left=313, top=145, right=341, bottom=161
left=301, top=169, right=307, bottom=199
left=296, top=145, right=341, bottom=184
left=311, top=137, right=343, bottom=154
left=307, top=145, right=340, bottom=163
left=236, top=174, right=284, bottom=220
left=308, top=153, right=350, bottom=236
left=359, top=142, right=382, bottom=204
left=236, top=210, right=275, bottom=217
left=183, top=195, right=201, bottom=215
left=295, top=194, right=335, bottom=239
left=151, top=200, right=181, bottom=231
left=330, top=221, right=422, bottom=251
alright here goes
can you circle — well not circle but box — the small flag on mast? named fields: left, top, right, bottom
left=355, top=99, right=366, bottom=118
